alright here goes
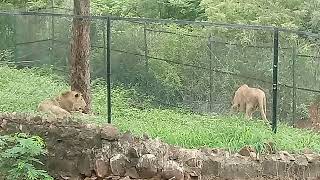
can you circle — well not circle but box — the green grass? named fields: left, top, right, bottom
left=1, top=65, right=320, bottom=153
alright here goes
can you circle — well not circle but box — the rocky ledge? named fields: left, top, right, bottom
left=0, top=113, right=320, bottom=180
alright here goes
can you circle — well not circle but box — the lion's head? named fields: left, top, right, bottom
left=57, top=90, right=86, bottom=113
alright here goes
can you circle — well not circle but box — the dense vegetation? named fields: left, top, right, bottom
left=1, top=0, right=320, bottom=122
left=1, top=65, right=320, bottom=154
left=2, top=0, right=320, bottom=32
left=0, top=133, right=53, bottom=180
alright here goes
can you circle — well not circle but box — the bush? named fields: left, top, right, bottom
left=0, top=133, right=53, bottom=180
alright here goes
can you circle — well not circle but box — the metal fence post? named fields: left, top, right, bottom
left=13, top=16, right=17, bottom=63
left=208, top=34, right=213, bottom=112
left=50, top=0, right=55, bottom=66
left=143, top=23, right=149, bottom=72
left=104, top=17, right=112, bottom=124
left=272, top=28, right=279, bottom=133
left=143, top=23, right=150, bottom=95
left=292, top=45, right=297, bottom=125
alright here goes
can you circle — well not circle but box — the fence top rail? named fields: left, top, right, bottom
left=0, top=11, right=319, bottom=38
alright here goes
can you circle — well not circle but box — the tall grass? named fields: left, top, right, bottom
left=1, top=65, right=320, bottom=153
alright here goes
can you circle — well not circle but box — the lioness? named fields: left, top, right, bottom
left=231, top=84, right=268, bottom=121
left=38, top=90, right=86, bottom=119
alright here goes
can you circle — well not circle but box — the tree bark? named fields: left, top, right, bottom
left=70, top=0, right=91, bottom=113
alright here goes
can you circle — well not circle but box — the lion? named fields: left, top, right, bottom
left=231, top=84, right=268, bottom=121
left=38, top=90, right=86, bottom=119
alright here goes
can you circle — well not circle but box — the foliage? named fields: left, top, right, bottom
left=2, top=66, right=320, bottom=153
left=200, top=0, right=305, bottom=29
left=0, top=133, right=53, bottom=180
left=91, top=0, right=205, bottom=20
left=296, top=103, right=310, bottom=120
left=301, top=0, right=320, bottom=33
left=0, top=49, right=13, bottom=63
left=0, top=0, right=68, bottom=11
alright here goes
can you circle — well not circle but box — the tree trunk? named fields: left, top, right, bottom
left=70, top=0, right=91, bottom=113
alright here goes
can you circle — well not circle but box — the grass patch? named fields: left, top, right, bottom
left=0, top=66, right=67, bottom=112
left=1, top=65, right=320, bottom=153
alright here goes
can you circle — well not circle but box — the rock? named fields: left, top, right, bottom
left=202, top=148, right=228, bottom=159
left=303, top=148, right=314, bottom=154
left=120, top=176, right=131, bottom=180
left=0, top=119, right=7, bottom=129
left=168, top=146, right=180, bottom=161
left=178, top=149, right=202, bottom=167
left=127, top=147, right=139, bottom=158
left=100, top=124, right=119, bottom=141
left=148, top=174, right=162, bottom=180
left=238, top=146, right=255, bottom=157
left=304, top=153, right=320, bottom=163
left=84, top=177, right=97, bottom=180
left=60, top=175, right=69, bottom=180
left=95, top=158, right=111, bottom=178
left=86, top=123, right=99, bottom=129
left=77, top=153, right=93, bottom=177
left=128, top=157, right=139, bottom=167
left=200, top=155, right=220, bottom=176
left=295, top=155, right=308, bottom=166
left=136, top=154, right=158, bottom=178
left=184, top=172, right=191, bottom=180
left=278, top=151, right=295, bottom=161
left=61, top=175, right=79, bottom=180
left=31, top=115, right=42, bottom=122
left=69, top=176, right=82, bottom=180
left=250, top=151, right=259, bottom=161
left=222, top=157, right=260, bottom=179
left=189, top=171, right=200, bottom=179
left=185, top=158, right=198, bottom=167
left=121, top=131, right=135, bottom=144
left=105, top=175, right=121, bottom=180
left=19, top=124, right=23, bottom=131
left=142, top=133, right=149, bottom=140
left=238, top=146, right=258, bottom=161
left=264, top=141, right=275, bottom=154
left=101, top=141, right=113, bottom=159
left=48, top=159, right=77, bottom=177
left=184, top=171, right=200, bottom=180
left=144, top=138, right=169, bottom=166
left=125, top=167, right=139, bottom=179
left=110, top=154, right=129, bottom=176
left=162, top=160, right=184, bottom=180
left=262, top=159, right=287, bottom=176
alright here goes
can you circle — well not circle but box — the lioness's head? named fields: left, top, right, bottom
left=58, top=90, right=86, bottom=113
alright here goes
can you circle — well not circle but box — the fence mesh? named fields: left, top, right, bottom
left=1, top=11, right=320, bottom=129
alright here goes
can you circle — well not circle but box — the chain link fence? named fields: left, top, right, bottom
left=1, top=10, right=320, bottom=132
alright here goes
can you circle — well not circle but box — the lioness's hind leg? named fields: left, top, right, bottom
left=258, top=96, right=268, bottom=121
left=245, top=103, right=254, bottom=120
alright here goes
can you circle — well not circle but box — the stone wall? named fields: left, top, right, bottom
left=0, top=113, right=320, bottom=180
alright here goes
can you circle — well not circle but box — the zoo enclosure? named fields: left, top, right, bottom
left=1, top=10, right=320, bottom=133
